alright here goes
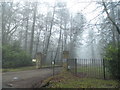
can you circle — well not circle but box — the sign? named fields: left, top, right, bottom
left=68, top=66, right=71, bottom=70
left=52, top=61, right=55, bottom=65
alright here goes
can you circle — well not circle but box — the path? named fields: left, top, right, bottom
left=2, top=67, right=61, bottom=88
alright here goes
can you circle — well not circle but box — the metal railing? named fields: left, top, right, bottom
left=67, top=59, right=112, bottom=79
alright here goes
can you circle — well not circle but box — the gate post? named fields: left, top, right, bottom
left=103, top=59, right=106, bottom=80
left=63, top=51, right=69, bottom=71
left=36, top=52, right=42, bottom=69
left=75, top=59, right=77, bottom=75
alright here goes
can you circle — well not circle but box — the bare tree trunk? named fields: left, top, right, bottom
left=53, top=18, right=62, bottom=62
left=29, top=3, right=37, bottom=56
left=35, top=29, right=42, bottom=54
left=2, top=3, right=6, bottom=45
left=19, top=14, right=24, bottom=45
left=102, top=0, right=120, bottom=34
left=43, top=6, right=55, bottom=61
left=64, top=23, right=67, bottom=51
left=61, top=34, right=64, bottom=59
left=24, top=16, right=29, bottom=52
left=43, top=18, right=48, bottom=52
left=69, top=16, right=73, bottom=58
left=110, top=2, right=117, bottom=46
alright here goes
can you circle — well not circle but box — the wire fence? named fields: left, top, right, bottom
left=67, top=59, right=112, bottom=79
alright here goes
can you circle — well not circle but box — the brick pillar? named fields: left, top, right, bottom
left=36, top=52, right=42, bottom=69
left=63, top=51, right=69, bottom=71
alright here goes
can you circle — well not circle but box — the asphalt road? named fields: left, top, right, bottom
left=2, top=67, right=61, bottom=88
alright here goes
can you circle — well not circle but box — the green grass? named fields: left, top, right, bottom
left=42, top=71, right=119, bottom=88
left=2, top=66, right=36, bottom=72
left=42, top=65, right=62, bottom=68
left=51, top=78, right=118, bottom=88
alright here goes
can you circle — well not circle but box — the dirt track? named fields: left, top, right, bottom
left=2, top=67, right=61, bottom=88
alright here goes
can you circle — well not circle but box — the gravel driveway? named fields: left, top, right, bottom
left=2, top=67, right=61, bottom=88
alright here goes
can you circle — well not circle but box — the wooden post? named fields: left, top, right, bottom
left=52, top=61, right=55, bottom=76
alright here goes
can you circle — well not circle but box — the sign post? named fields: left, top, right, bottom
left=52, top=61, right=55, bottom=76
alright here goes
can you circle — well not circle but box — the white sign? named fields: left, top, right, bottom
left=32, top=59, right=36, bottom=62
left=68, top=66, right=71, bottom=69
left=52, top=61, right=54, bottom=65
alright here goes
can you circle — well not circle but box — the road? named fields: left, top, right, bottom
left=2, top=67, right=61, bottom=88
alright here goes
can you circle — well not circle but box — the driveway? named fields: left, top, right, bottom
left=2, top=67, right=61, bottom=88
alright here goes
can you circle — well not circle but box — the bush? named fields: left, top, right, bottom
left=2, top=44, right=33, bottom=68
left=104, top=43, right=120, bottom=80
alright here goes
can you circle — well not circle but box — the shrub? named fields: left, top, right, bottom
left=2, top=44, right=33, bottom=68
left=104, top=43, right=120, bottom=80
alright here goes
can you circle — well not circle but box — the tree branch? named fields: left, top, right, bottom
left=7, top=25, right=18, bottom=34
left=102, top=0, right=120, bottom=34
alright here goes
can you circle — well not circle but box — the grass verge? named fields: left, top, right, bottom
left=2, top=65, right=62, bottom=72
left=40, top=71, right=119, bottom=88
left=2, top=66, right=36, bottom=72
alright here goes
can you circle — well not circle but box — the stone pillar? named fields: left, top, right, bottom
left=36, top=52, right=42, bottom=69
left=63, top=51, right=69, bottom=71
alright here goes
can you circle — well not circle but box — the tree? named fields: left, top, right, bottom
left=29, top=2, right=37, bottom=56
left=102, top=0, right=120, bottom=35
left=99, top=1, right=120, bottom=80
left=69, top=13, right=86, bottom=58
left=2, top=2, right=19, bottom=44
left=43, top=5, right=56, bottom=63
left=24, top=2, right=31, bottom=52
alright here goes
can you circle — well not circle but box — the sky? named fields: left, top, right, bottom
left=66, top=1, right=102, bottom=23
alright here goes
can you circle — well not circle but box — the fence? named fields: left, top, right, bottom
left=67, top=59, right=112, bottom=79
left=67, top=59, right=77, bottom=74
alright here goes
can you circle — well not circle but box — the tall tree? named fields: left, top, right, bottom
left=24, top=2, right=30, bottom=52
left=69, top=13, right=86, bottom=58
left=29, top=2, right=37, bottom=56
left=43, top=5, right=56, bottom=62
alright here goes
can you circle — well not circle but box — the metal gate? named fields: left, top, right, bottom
left=67, top=59, right=112, bottom=79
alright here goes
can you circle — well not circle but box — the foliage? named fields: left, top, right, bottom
left=2, top=43, right=33, bottom=68
left=104, top=43, right=120, bottom=80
